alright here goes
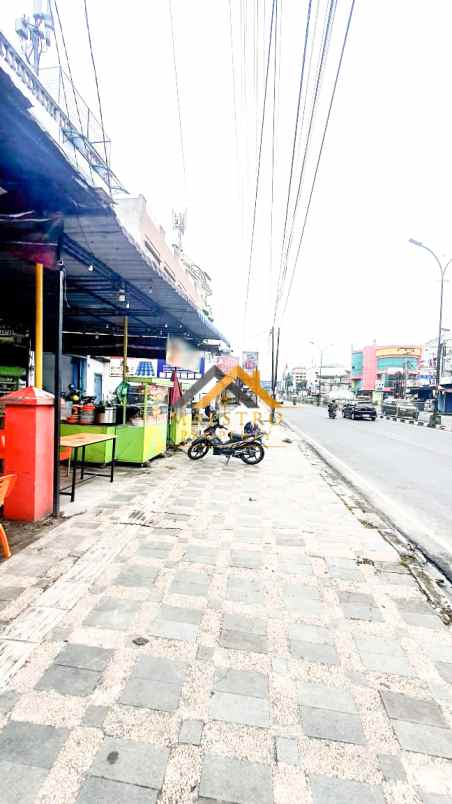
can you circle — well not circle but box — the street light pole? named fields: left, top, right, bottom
left=318, top=348, right=323, bottom=406
left=409, top=239, right=452, bottom=423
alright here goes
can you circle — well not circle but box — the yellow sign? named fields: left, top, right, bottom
left=376, top=346, right=421, bottom=358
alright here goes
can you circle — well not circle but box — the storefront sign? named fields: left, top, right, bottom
left=376, top=346, right=422, bottom=358
left=242, top=351, right=259, bottom=371
left=157, top=358, right=204, bottom=381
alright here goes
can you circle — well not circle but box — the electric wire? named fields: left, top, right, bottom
left=82, top=0, right=111, bottom=195
left=269, top=0, right=279, bottom=283
left=274, top=0, right=313, bottom=308
left=243, top=0, right=277, bottom=327
left=168, top=0, right=187, bottom=196
left=282, top=0, right=356, bottom=314
left=51, top=1, right=85, bottom=145
left=274, top=0, right=336, bottom=320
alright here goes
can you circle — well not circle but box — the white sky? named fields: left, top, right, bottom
left=4, top=1, right=452, bottom=378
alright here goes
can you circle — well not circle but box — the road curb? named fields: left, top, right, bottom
left=283, top=418, right=452, bottom=591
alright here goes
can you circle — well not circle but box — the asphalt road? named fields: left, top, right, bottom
left=284, top=404, right=452, bottom=564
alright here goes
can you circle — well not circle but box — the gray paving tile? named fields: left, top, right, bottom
left=0, top=759, right=48, bottom=804
left=401, top=612, right=444, bottom=630
left=223, top=612, right=267, bottom=636
left=170, top=570, right=210, bottom=597
left=120, top=677, right=182, bottom=712
left=289, top=623, right=333, bottom=645
left=132, top=655, right=187, bottom=685
left=179, top=719, right=203, bottom=745
left=36, top=664, right=100, bottom=696
left=378, top=753, right=407, bottom=781
left=341, top=603, right=383, bottom=622
left=0, top=721, right=68, bottom=769
left=300, top=683, right=357, bottom=713
left=230, top=550, right=263, bottom=569
left=200, top=754, right=272, bottom=804
left=214, top=668, right=268, bottom=699
left=0, top=691, right=19, bottom=714
left=82, top=705, right=109, bottom=728
left=115, top=564, right=159, bottom=587
left=310, top=774, right=385, bottom=804
left=210, top=691, right=270, bottom=727
left=290, top=640, right=338, bottom=666
left=359, top=650, right=415, bottom=677
left=278, top=556, right=313, bottom=576
left=84, top=598, right=141, bottom=631
left=275, top=736, right=299, bottom=765
left=184, top=546, right=218, bottom=565
left=220, top=628, right=268, bottom=654
left=327, top=563, right=363, bottom=581
left=421, top=794, right=452, bottom=804
left=55, top=643, right=113, bottom=672
left=381, top=690, right=446, bottom=728
left=392, top=720, right=452, bottom=758
left=197, top=645, right=215, bottom=661
left=136, top=544, right=172, bottom=560
left=0, top=586, right=25, bottom=602
left=146, top=618, right=199, bottom=642
left=89, top=737, right=169, bottom=789
left=76, top=777, right=157, bottom=803
left=226, top=576, right=264, bottom=604
left=436, top=662, right=452, bottom=684
left=301, top=706, right=366, bottom=745
left=355, top=635, right=404, bottom=657
left=160, top=605, right=203, bottom=625
left=395, top=597, right=434, bottom=614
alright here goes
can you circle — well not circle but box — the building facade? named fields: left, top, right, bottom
left=352, top=345, right=422, bottom=397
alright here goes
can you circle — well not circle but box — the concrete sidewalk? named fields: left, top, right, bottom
left=0, top=429, right=451, bottom=802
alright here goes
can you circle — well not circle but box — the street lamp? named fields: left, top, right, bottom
left=409, top=238, right=452, bottom=423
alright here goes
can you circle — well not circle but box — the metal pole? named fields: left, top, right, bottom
left=122, top=315, right=128, bottom=424
left=52, top=268, right=63, bottom=517
left=35, top=262, right=44, bottom=389
left=317, top=349, right=323, bottom=406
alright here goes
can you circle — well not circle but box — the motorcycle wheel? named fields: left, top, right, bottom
left=188, top=440, right=209, bottom=460
left=240, top=442, right=265, bottom=465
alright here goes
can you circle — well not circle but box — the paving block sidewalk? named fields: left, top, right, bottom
left=0, top=428, right=451, bottom=802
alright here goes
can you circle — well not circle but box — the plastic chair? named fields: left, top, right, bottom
left=0, top=474, right=16, bottom=560
left=60, top=446, right=72, bottom=476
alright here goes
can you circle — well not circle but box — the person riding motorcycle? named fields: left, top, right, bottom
left=328, top=399, right=338, bottom=417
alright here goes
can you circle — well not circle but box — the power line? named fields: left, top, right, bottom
left=269, top=0, right=279, bottom=283
left=83, top=0, right=111, bottom=195
left=168, top=0, right=187, bottom=196
left=282, top=0, right=356, bottom=314
left=274, top=0, right=336, bottom=320
left=243, top=0, right=277, bottom=328
left=274, top=0, right=313, bottom=309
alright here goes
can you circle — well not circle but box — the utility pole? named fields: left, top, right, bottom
left=409, top=239, right=452, bottom=424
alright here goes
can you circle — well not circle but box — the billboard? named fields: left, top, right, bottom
left=242, top=351, right=259, bottom=372
left=166, top=336, right=201, bottom=372
left=376, top=346, right=422, bottom=358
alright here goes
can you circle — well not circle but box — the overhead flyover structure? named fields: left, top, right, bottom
left=0, top=30, right=228, bottom=514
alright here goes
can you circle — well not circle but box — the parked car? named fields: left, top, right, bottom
left=382, top=398, right=418, bottom=420
left=342, top=400, right=377, bottom=421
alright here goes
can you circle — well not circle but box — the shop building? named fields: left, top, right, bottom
left=351, top=345, right=422, bottom=399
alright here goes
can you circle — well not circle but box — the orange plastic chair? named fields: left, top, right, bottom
left=0, top=474, right=16, bottom=560
left=60, top=446, right=72, bottom=476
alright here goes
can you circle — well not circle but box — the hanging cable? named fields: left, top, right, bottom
left=51, top=1, right=85, bottom=140
left=274, top=0, right=313, bottom=304
left=83, top=0, right=111, bottom=195
left=168, top=0, right=187, bottom=196
left=243, top=0, right=277, bottom=327
left=269, top=0, right=279, bottom=283
left=274, top=0, right=336, bottom=320
left=282, top=0, right=356, bottom=314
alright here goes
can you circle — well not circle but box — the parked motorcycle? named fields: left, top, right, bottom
left=188, top=420, right=265, bottom=465
left=328, top=403, right=337, bottom=419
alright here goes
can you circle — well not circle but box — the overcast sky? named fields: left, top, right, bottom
left=4, top=1, right=452, bottom=377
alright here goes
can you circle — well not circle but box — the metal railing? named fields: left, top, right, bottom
left=0, top=32, right=126, bottom=194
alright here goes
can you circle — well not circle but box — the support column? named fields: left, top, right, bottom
left=35, top=262, right=44, bottom=389
left=53, top=269, right=63, bottom=517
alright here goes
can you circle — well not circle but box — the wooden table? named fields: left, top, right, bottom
left=60, top=433, right=117, bottom=503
